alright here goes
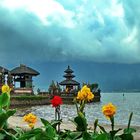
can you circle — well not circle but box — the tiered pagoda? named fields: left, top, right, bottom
left=59, top=65, right=80, bottom=94
left=10, top=64, right=40, bottom=94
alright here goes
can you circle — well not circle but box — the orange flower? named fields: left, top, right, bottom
left=102, top=103, right=116, bottom=119
left=23, top=113, right=37, bottom=128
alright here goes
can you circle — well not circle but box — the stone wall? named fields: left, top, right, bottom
left=10, top=94, right=100, bottom=107
left=10, top=96, right=50, bottom=107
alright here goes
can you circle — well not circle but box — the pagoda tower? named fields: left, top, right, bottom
left=59, top=65, right=80, bottom=93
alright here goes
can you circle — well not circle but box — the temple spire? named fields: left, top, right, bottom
left=59, top=65, right=80, bottom=93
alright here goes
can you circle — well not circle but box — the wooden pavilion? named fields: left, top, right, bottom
left=59, top=65, right=80, bottom=94
left=10, top=64, right=39, bottom=94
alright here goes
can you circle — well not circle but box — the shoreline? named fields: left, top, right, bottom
left=8, top=116, right=140, bottom=140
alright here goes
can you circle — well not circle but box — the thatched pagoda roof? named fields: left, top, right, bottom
left=59, top=65, right=80, bottom=86
left=10, top=64, right=40, bottom=76
left=0, top=66, right=9, bottom=74
left=64, top=65, right=73, bottom=73
left=59, top=79, right=80, bottom=86
left=63, top=73, right=75, bottom=78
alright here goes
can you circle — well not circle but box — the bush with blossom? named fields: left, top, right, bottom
left=0, top=85, right=136, bottom=140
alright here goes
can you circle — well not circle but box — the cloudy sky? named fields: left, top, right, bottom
left=1, top=0, right=140, bottom=64
left=0, top=0, right=140, bottom=91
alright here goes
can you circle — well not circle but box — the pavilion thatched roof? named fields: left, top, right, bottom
left=10, top=64, right=40, bottom=76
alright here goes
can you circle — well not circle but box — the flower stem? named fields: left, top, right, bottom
left=55, top=107, right=57, bottom=120
left=110, top=116, right=115, bottom=140
left=110, top=116, right=114, bottom=131
left=74, top=98, right=79, bottom=114
left=55, top=106, right=61, bottom=133
left=128, top=112, right=133, bottom=130
left=94, top=119, right=98, bottom=133
left=57, top=106, right=60, bottom=133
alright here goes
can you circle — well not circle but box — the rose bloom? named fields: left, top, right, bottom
left=77, top=85, right=94, bottom=101
left=102, top=103, right=116, bottom=119
left=23, top=113, right=37, bottom=128
left=2, top=85, right=11, bottom=93
left=51, top=96, right=63, bottom=107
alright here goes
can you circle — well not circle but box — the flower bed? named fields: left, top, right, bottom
left=0, top=85, right=136, bottom=140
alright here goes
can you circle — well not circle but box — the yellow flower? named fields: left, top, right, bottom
left=2, top=85, right=11, bottom=93
left=87, top=92, right=94, bottom=101
left=28, top=123, right=34, bottom=129
left=77, top=85, right=94, bottom=101
left=23, top=113, right=37, bottom=128
left=102, top=103, right=116, bottom=119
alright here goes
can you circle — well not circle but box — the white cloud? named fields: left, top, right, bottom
left=107, top=0, right=124, bottom=18
left=1, top=0, right=75, bottom=28
left=123, top=26, right=138, bottom=44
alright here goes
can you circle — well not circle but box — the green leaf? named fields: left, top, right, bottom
left=0, top=112, right=7, bottom=128
left=96, top=133, right=108, bottom=140
left=114, top=136, right=122, bottom=140
left=69, top=131, right=82, bottom=139
left=40, top=118, right=50, bottom=127
left=94, top=119, right=98, bottom=133
left=50, top=120, right=62, bottom=129
left=91, top=132, right=99, bottom=139
left=0, top=93, right=10, bottom=108
left=82, top=132, right=92, bottom=140
left=0, top=109, right=16, bottom=129
left=73, top=112, right=87, bottom=131
left=124, top=128, right=136, bottom=134
left=110, top=128, right=122, bottom=138
left=0, top=133, right=6, bottom=140
left=40, top=118, right=57, bottom=138
left=14, top=127, right=24, bottom=137
left=119, top=133, right=133, bottom=140
left=6, top=109, right=16, bottom=117
left=1, top=129, right=17, bottom=140
left=45, top=125, right=56, bottom=139
left=18, top=128, right=43, bottom=140
left=98, top=125, right=107, bottom=133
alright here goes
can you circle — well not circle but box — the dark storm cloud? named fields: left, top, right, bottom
left=0, top=0, right=140, bottom=65
left=0, top=10, right=74, bottom=65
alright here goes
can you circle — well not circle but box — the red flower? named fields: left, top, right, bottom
left=51, top=96, right=63, bottom=107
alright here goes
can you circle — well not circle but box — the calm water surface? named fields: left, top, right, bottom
left=16, top=93, right=140, bottom=126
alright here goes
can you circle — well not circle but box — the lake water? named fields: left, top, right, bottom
left=16, top=93, right=140, bottom=126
